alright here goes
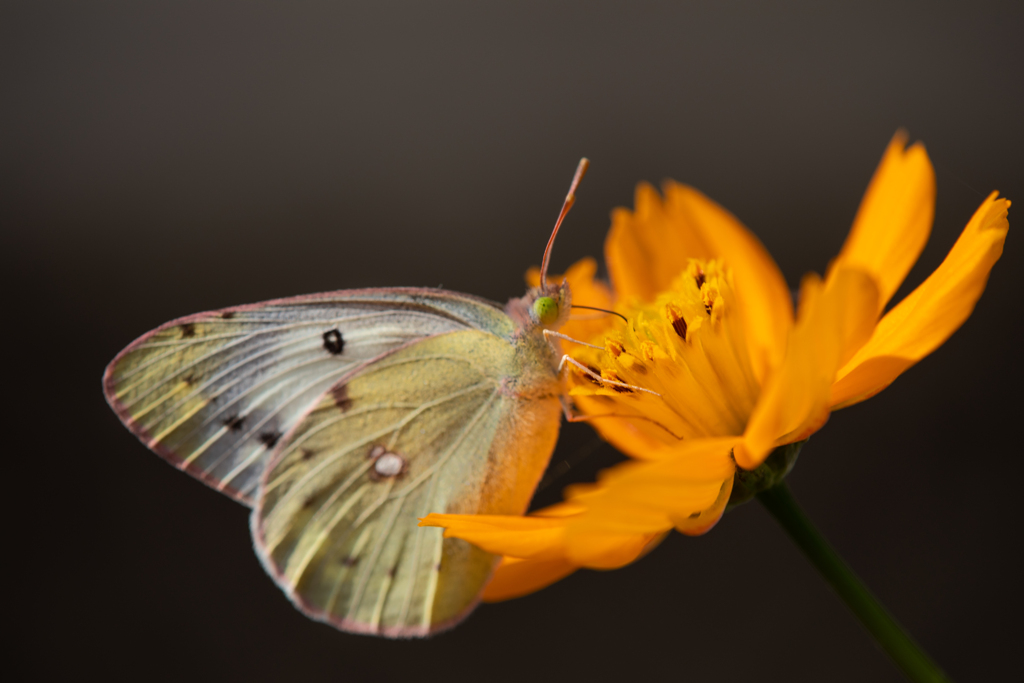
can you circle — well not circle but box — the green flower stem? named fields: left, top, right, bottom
left=757, top=483, right=952, bottom=683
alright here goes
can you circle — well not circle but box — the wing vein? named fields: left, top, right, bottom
left=347, top=494, right=408, bottom=626
left=265, top=381, right=493, bottom=506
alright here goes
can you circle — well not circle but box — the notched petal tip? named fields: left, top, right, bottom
left=834, top=131, right=936, bottom=313
left=830, top=191, right=1010, bottom=408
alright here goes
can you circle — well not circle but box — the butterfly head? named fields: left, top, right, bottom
left=532, top=280, right=573, bottom=329
left=507, top=279, right=573, bottom=334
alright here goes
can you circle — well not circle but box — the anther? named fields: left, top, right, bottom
left=584, top=364, right=603, bottom=385
left=702, top=287, right=718, bottom=316
left=558, top=355, right=663, bottom=397
left=666, top=303, right=688, bottom=339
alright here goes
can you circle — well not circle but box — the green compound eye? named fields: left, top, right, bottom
left=532, top=296, right=560, bottom=325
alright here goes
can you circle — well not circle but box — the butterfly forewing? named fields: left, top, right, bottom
left=253, top=330, right=563, bottom=636
left=103, top=289, right=512, bottom=505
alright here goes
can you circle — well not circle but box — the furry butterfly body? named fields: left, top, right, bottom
left=104, top=161, right=589, bottom=637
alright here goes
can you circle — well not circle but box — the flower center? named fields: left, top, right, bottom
left=568, top=259, right=762, bottom=444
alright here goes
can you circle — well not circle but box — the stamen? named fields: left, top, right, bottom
left=666, top=303, right=688, bottom=340
left=559, top=355, right=663, bottom=397
left=702, top=286, right=718, bottom=316
left=564, top=258, right=762, bottom=444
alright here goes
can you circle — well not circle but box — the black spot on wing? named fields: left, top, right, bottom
left=220, top=311, right=236, bottom=319
left=323, top=329, right=344, bottom=355
left=180, top=322, right=196, bottom=338
left=343, top=556, right=359, bottom=567
left=260, top=431, right=281, bottom=449
left=330, top=384, right=353, bottom=412
left=223, top=415, right=245, bottom=431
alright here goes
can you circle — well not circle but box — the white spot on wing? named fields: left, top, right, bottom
left=373, top=452, right=405, bottom=478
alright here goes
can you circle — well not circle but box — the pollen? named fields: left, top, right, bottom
left=568, top=259, right=762, bottom=443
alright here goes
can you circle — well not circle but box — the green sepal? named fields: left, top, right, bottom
left=726, top=439, right=805, bottom=510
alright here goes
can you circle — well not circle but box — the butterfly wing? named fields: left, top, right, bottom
left=252, top=329, right=563, bottom=637
left=103, top=288, right=513, bottom=505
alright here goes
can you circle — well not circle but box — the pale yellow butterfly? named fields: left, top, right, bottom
left=104, top=159, right=598, bottom=637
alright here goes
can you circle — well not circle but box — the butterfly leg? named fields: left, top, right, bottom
left=542, top=328, right=605, bottom=350
left=556, top=354, right=662, bottom=397
left=554, top=358, right=683, bottom=439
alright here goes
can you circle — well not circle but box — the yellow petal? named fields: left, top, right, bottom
left=605, top=182, right=792, bottom=382
left=663, top=182, right=795, bottom=380
left=605, top=182, right=710, bottom=301
left=737, top=267, right=879, bottom=469
left=831, top=193, right=1010, bottom=408
left=562, top=437, right=738, bottom=565
left=419, top=511, right=574, bottom=561
left=421, top=507, right=657, bottom=571
left=559, top=529, right=659, bottom=570
left=675, top=474, right=734, bottom=536
left=481, top=556, right=579, bottom=602
left=566, top=392, right=674, bottom=461
left=526, top=257, right=616, bottom=343
left=833, top=131, right=936, bottom=313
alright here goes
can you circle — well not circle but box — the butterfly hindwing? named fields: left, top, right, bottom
left=253, top=329, right=563, bottom=636
left=103, top=289, right=513, bottom=505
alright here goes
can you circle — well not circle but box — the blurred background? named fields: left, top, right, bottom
left=4, top=2, right=1021, bottom=681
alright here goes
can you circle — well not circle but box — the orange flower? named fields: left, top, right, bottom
left=422, top=133, right=1009, bottom=601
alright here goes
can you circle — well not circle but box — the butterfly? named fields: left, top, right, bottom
left=104, top=159, right=594, bottom=637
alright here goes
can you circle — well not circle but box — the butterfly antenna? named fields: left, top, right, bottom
left=571, top=304, right=628, bottom=323
left=539, top=157, right=590, bottom=286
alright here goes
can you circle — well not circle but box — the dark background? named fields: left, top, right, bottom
left=5, top=2, right=1022, bottom=681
